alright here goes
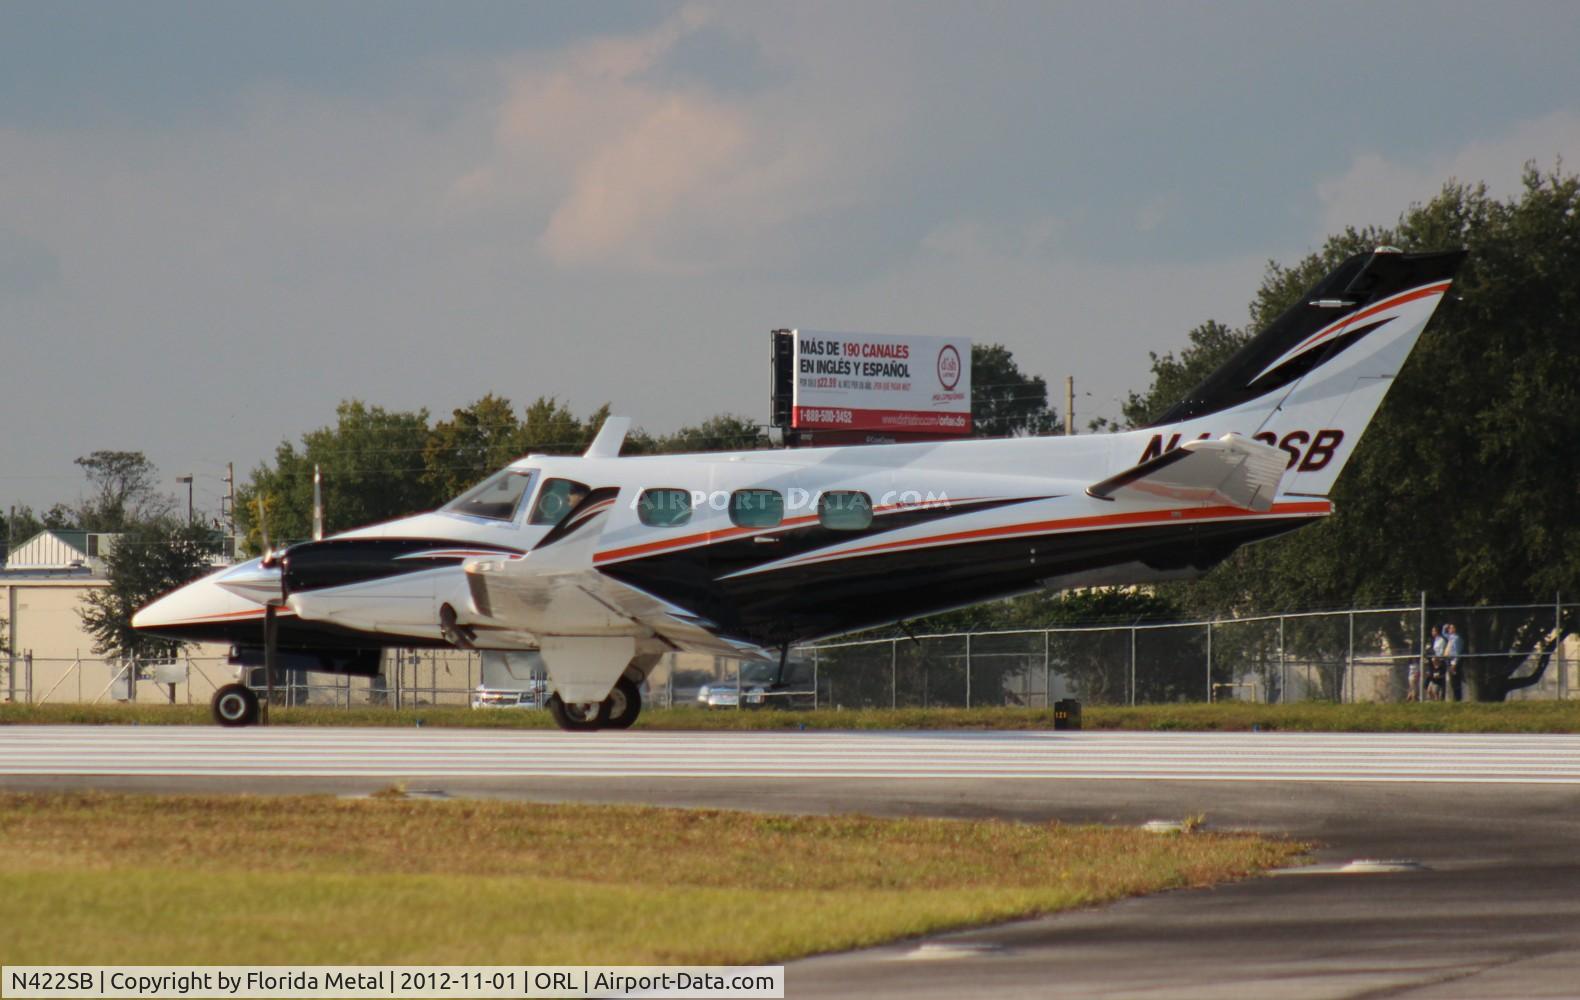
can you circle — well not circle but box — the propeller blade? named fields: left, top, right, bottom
left=255, top=495, right=272, bottom=559
left=312, top=465, right=324, bottom=541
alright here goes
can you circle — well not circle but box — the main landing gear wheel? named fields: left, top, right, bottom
left=602, top=676, right=642, bottom=730
left=546, top=694, right=602, bottom=732
left=546, top=677, right=642, bottom=732
left=212, top=683, right=261, bottom=727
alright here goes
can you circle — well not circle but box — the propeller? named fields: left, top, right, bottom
left=254, top=495, right=282, bottom=724
left=256, top=495, right=274, bottom=563
left=212, top=495, right=285, bottom=603
left=312, top=464, right=324, bottom=542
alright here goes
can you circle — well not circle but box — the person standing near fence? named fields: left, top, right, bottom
left=1443, top=623, right=1465, bottom=701
left=1425, top=626, right=1445, bottom=701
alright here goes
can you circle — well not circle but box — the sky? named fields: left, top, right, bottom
left=3, top=1, right=1579, bottom=517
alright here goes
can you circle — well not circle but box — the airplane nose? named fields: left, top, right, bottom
left=131, top=565, right=270, bottom=640
left=130, top=587, right=186, bottom=631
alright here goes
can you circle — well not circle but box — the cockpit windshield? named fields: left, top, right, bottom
left=441, top=469, right=537, bottom=522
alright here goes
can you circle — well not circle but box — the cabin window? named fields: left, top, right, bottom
left=529, top=478, right=590, bottom=526
left=818, top=490, right=873, bottom=531
left=637, top=488, right=693, bottom=527
left=729, top=489, right=783, bottom=528
left=442, top=469, right=537, bottom=522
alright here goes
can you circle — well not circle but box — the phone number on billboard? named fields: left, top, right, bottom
left=799, top=409, right=853, bottom=424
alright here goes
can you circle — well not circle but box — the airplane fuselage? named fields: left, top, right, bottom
left=137, top=427, right=1328, bottom=654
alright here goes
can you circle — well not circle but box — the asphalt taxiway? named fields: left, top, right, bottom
left=4, top=726, right=1578, bottom=998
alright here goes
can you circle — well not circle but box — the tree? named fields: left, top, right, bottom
left=1029, top=590, right=1200, bottom=704
left=241, top=396, right=628, bottom=548
left=424, top=395, right=622, bottom=498
left=423, top=394, right=530, bottom=500
left=1120, top=321, right=1249, bottom=429
left=239, top=401, right=437, bottom=549
left=520, top=397, right=611, bottom=455
left=971, top=344, right=1059, bottom=437
left=79, top=520, right=223, bottom=662
left=1121, top=167, right=1580, bottom=699
left=69, top=451, right=173, bottom=531
left=650, top=414, right=768, bottom=454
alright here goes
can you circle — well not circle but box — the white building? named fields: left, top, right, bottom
left=5, top=529, right=118, bottom=575
left=1, top=530, right=234, bottom=703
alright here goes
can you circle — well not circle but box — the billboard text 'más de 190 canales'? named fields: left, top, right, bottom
left=790, top=331, right=972, bottom=436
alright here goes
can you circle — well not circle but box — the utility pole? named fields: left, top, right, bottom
left=1064, top=376, right=1075, bottom=435
left=223, top=463, right=235, bottom=536
left=176, top=475, right=194, bottom=524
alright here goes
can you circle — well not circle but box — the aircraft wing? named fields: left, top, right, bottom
left=463, top=555, right=771, bottom=661
left=1087, top=433, right=1287, bottom=512
left=593, top=579, right=774, bottom=661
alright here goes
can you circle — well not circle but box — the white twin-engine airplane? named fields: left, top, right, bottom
left=134, top=247, right=1466, bottom=729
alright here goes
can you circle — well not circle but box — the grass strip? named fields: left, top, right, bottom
left=4, top=700, right=1579, bottom=732
left=0, top=792, right=1300, bottom=965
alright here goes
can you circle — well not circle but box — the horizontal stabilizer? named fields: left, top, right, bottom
left=1088, top=434, right=1287, bottom=512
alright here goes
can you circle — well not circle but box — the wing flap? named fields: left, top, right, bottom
left=464, top=556, right=769, bottom=660
left=1088, top=433, right=1287, bottom=512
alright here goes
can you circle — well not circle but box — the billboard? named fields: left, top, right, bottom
left=788, top=330, right=972, bottom=435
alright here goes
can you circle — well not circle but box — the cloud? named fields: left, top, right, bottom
left=1315, top=111, right=1580, bottom=233
left=536, top=92, right=754, bottom=270
left=449, top=10, right=882, bottom=274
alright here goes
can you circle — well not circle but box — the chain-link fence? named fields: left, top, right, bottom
left=787, top=597, right=1577, bottom=708
left=2, top=598, right=1573, bottom=708
left=0, top=647, right=488, bottom=708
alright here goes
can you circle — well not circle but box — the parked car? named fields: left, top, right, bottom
left=471, top=680, right=547, bottom=710
left=471, top=650, right=549, bottom=710
left=697, top=659, right=815, bottom=710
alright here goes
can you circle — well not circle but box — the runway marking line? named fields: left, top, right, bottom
left=4, top=727, right=1580, bottom=784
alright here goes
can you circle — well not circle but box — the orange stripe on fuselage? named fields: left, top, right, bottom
left=716, top=501, right=1333, bottom=579
left=594, top=513, right=821, bottom=564
left=808, top=500, right=1332, bottom=563
left=168, top=607, right=296, bottom=625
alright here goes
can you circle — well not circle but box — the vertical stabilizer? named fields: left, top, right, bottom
left=1139, top=247, right=1466, bottom=498
left=584, top=417, right=632, bottom=459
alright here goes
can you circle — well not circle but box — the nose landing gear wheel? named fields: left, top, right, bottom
left=212, top=683, right=261, bottom=727
left=546, top=694, right=601, bottom=732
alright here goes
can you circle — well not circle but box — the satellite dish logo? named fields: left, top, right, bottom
left=936, top=345, right=962, bottom=390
